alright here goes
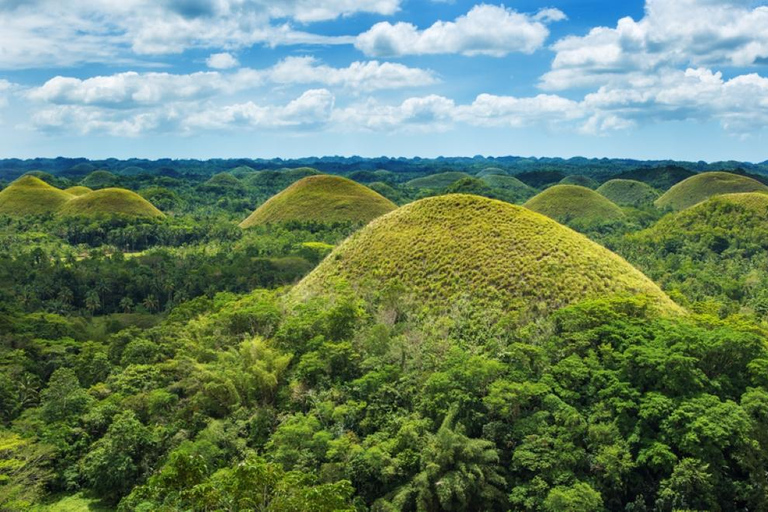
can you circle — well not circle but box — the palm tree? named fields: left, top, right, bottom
left=386, top=412, right=506, bottom=511
left=119, top=297, right=134, bottom=314
left=85, top=290, right=101, bottom=316
left=142, top=294, right=159, bottom=313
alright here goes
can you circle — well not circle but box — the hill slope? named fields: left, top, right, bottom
left=0, top=176, right=73, bottom=216
left=58, top=188, right=164, bottom=218
left=406, top=172, right=472, bottom=189
left=480, top=175, right=536, bottom=202
left=293, top=194, right=681, bottom=318
left=81, top=170, right=118, bottom=189
left=559, top=175, right=598, bottom=189
left=654, top=171, right=768, bottom=210
left=524, top=185, right=625, bottom=225
left=615, top=165, right=695, bottom=190
left=64, top=186, right=93, bottom=197
left=240, top=175, right=397, bottom=228
left=596, top=179, right=660, bottom=207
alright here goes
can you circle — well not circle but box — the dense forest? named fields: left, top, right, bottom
left=3, top=157, right=768, bottom=511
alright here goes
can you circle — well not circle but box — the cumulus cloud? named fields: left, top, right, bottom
left=0, top=0, right=388, bottom=68
left=355, top=4, right=566, bottom=57
left=206, top=53, right=239, bottom=69
left=541, top=0, right=768, bottom=90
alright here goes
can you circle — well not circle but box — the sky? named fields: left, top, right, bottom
left=0, top=0, right=767, bottom=162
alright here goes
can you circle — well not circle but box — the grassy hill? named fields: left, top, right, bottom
left=514, top=170, right=566, bottom=188
left=81, top=170, right=118, bottom=189
left=292, top=194, right=681, bottom=319
left=240, top=175, right=397, bottom=228
left=654, top=171, right=768, bottom=211
left=596, top=179, right=660, bottom=207
left=0, top=176, right=73, bottom=216
left=406, top=172, right=472, bottom=189
left=58, top=188, right=165, bottom=218
left=559, top=175, right=598, bottom=189
left=524, top=185, right=625, bottom=225
left=476, top=167, right=509, bottom=178
left=615, top=165, right=695, bottom=191
left=474, top=175, right=536, bottom=203
left=64, top=186, right=93, bottom=197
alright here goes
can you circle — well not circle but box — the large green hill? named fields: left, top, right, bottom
left=559, top=175, right=598, bottom=189
left=480, top=175, right=536, bottom=202
left=654, top=172, right=768, bottom=211
left=64, top=186, right=93, bottom=197
left=596, top=179, right=660, bottom=207
left=240, top=175, right=397, bottom=228
left=0, top=176, right=73, bottom=216
left=81, top=170, right=119, bottom=189
left=58, top=188, right=164, bottom=218
left=292, top=194, right=681, bottom=318
left=406, top=172, right=472, bottom=189
left=524, top=185, right=625, bottom=225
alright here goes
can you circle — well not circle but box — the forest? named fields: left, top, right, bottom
left=2, top=157, right=768, bottom=511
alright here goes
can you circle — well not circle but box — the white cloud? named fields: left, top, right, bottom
left=332, top=95, right=456, bottom=132
left=355, top=4, right=565, bottom=57
left=0, top=0, right=388, bottom=69
left=206, top=52, right=239, bottom=69
left=541, top=0, right=768, bottom=90
left=454, top=93, right=582, bottom=127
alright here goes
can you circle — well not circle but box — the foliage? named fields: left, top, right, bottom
left=655, top=171, right=768, bottom=210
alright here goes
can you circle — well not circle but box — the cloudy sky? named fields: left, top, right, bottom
left=1, top=0, right=767, bottom=161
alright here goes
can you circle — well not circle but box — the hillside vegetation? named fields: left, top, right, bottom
left=58, top=188, right=165, bottom=218
left=293, top=194, right=680, bottom=319
left=240, top=175, right=397, bottom=228
left=524, top=185, right=625, bottom=226
left=406, top=171, right=472, bottom=189
left=63, top=186, right=93, bottom=197
left=655, top=172, right=768, bottom=210
left=80, top=170, right=119, bottom=189
left=480, top=174, right=536, bottom=202
left=559, top=175, right=598, bottom=189
left=597, top=179, right=660, bottom=206
left=0, top=176, right=73, bottom=216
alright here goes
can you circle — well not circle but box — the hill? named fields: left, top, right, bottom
left=524, top=185, right=625, bottom=225
left=64, top=186, right=93, bottom=197
left=200, top=173, right=246, bottom=195
left=292, top=194, right=680, bottom=318
left=239, top=175, right=397, bottom=228
left=480, top=175, right=536, bottom=202
left=654, top=171, right=768, bottom=211
left=81, top=170, right=118, bottom=189
left=476, top=167, right=509, bottom=178
left=514, top=170, right=566, bottom=188
left=58, top=188, right=165, bottom=218
left=0, top=176, right=73, bottom=216
left=406, top=172, right=472, bottom=189
left=596, top=179, right=660, bottom=207
left=615, top=165, right=695, bottom=190
left=559, top=175, right=598, bottom=189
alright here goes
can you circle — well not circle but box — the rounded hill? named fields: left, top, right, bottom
left=81, top=170, right=118, bottom=189
left=654, top=172, right=768, bottom=211
left=524, top=185, right=625, bottom=225
left=596, top=179, right=660, bottom=207
left=476, top=167, right=509, bottom=178
left=559, top=175, right=598, bottom=189
left=64, top=186, right=93, bottom=197
left=239, top=175, right=397, bottom=228
left=480, top=175, right=536, bottom=202
left=406, top=172, right=472, bottom=189
left=58, top=188, right=164, bottom=219
left=0, top=176, right=73, bottom=216
left=292, top=195, right=680, bottom=318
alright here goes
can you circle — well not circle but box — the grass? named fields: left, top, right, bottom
left=559, top=175, right=599, bottom=189
left=524, top=185, right=625, bottom=225
left=0, top=176, right=73, bottom=216
left=654, top=171, right=768, bottom=211
left=80, top=170, right=118, bottom=189
left=480, top=175, right=536, bottom=202
left=58, top=188, right=165, bottom=218
left=30, top=492, right=112, bottom=511
left=64, top=186, right=93, bottom=197
left=596, top=179, right=660, bottom=207
left=292, top=194, right=681, bottom=318
left=240, top=175, right=397, bottom=228
left=476, top=167, right=509, bottom=177
left=406, top=172, right=473, bottom=189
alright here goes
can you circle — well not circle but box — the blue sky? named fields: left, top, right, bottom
left=0, top=0, right=767, bottom=161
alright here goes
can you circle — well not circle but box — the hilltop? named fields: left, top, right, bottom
left=292, top=194, right=681, bottom=319
left=596, top=179, right=660, bottom=207
left=524, top=185, right=625, bottom=225
left=614, top=166, right=696, bottom=190
left=559, top=175, right=598, bottom=189
left=480, top=175, right=536, bottom=202
left=81, top=170, right=118, bottom=189
left=654, top=171, right=768, bottom=210
left=476, top=167, right=509, bottom=177
left=64, top=186, right=93, bottom=197
left=240, top=175, right=397, bottom=228
left=58, top=188, right=164, bottom=218
left=0, top=176, right=73, bottom=216
left=406, top=172, right=472, bottom=189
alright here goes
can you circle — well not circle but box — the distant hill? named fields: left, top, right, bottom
left=292, top=194, right=681, bottom=319
left=559, top=175, right=599, bottom=189
left=240, top=175, right=397, bottom=228
left=596, top=179, right=660, bottom=207
left=58, top=188, right=164, bottom=218
left=614, top=166, right=695, bottom=191
left=64, top=186, right=93, bottom=197
left=514, top=170, right=566, bottom=188
left=0, top=176, right=73, bottom=216
left=81, top=170, right=119, bottom=189
left=478, top=175, right=537, bottom=203
left=406, top=172, right=473, bottom=189
left=476, top=167, right=510, bottom=178
left=524, top=185, right=625, bottom=225
left=655, top=172, right=768, bottom=210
